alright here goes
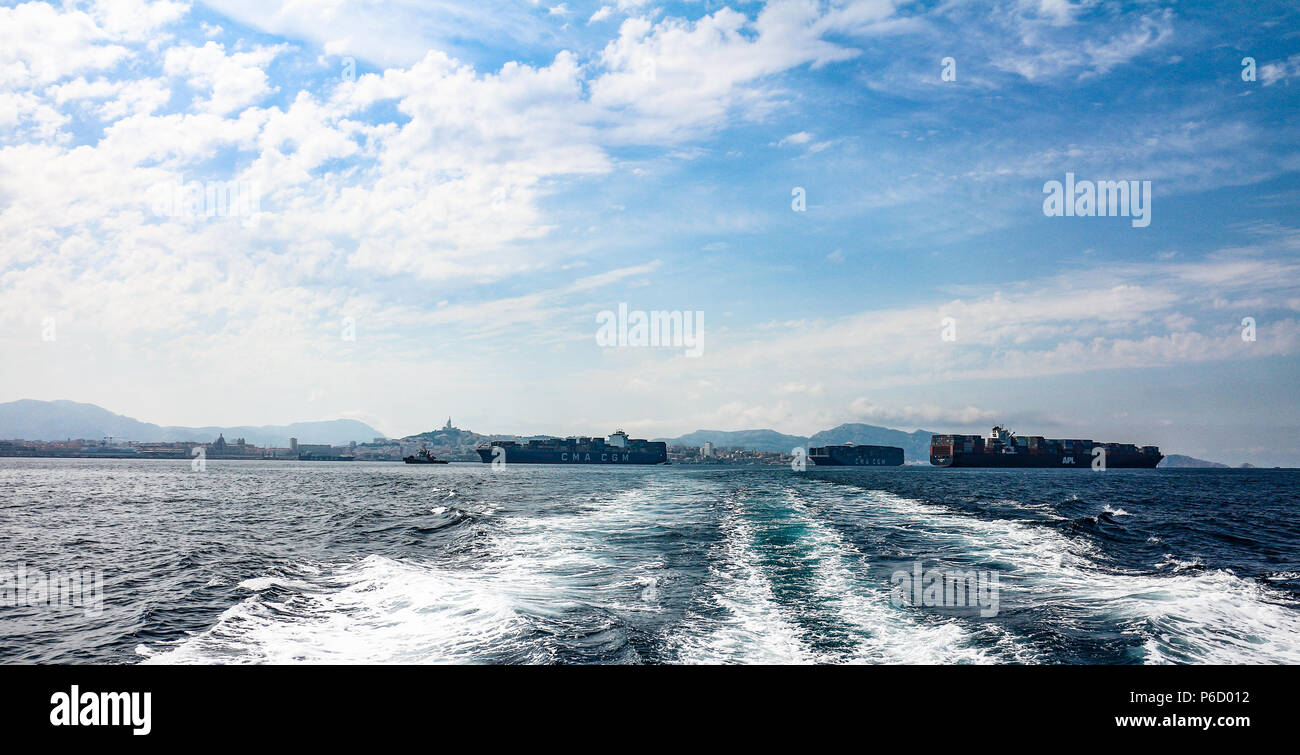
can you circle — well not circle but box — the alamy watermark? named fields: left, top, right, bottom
left=50, top=686, right=151, bottom=736
left=149, top=174, right=261, bottom=225
left=1, top=564, right=104, bottom=617
left=1042, top=172, right=1151, bottom=228
left=941, top=56, right=956, bottom=81
left=791, top=186, right=806, bottom=212
left=890, top=561, right=999, bottom=617
left=595, top=303, right=704, bottom=357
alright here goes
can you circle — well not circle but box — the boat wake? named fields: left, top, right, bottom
left=139, top=471, right=1300, bottom=665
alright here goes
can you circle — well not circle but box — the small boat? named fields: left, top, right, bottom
left=403, top=448, right=449, bottom=464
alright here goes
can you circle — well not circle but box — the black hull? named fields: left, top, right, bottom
left=931, top=452, right=1162, bottom=468
left=476, top=448, right=666, bottom=465
left=809, top=445, right=904, bottom=466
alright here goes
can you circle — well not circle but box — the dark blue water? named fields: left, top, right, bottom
left=1, top=459, right=1297, bottom=664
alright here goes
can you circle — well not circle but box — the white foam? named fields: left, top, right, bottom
left=1155, top=554, right=1204, bottom=572
left=146, top=485, right=676, bottom=664
left=666, top=503, right=823, bottom=664
left=237, top=576, right=312, bottom=592
left=140, top=475, right=1300, bottom=665
left=785, top=489, right=1033, bottom=664
left=666, top=485, right=1027, bottom=664
left=860, top=490, right=1300, bottom=664
left=147, top=555, right=534, bottom=664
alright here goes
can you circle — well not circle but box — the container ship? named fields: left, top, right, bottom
left=809, top=444, right=904, bottom=466
left=477, top=430, right=668, bottom=465
left=930, top=426, right=1162, bottom=468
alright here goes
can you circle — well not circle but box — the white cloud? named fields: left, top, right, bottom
left=0, top=2, right=130, bottom=88
left=574, top=255, right=1300, bottom=411
left=776, top=130, right=813, bottom=146
left=321, top=49, right=611, bottom=278
left=0, top=0, right=1295, bottom=453
left=91, top=0, right=190, bottom=41
left=44, top=75, right=171, bottom=119
left=1028, top=0, right=1084, bottom=28
left=775, top=381, right=823, bottom=396
left=162, top=41, right=284, bottom=115
left=989, top=6, right=1174, bottom=81
left=590, top=4, right=879, bottom=141
left=198, top=0, right=552, bottom=67
left=1260, top=54, right=1300, bottom=86
left=0, top=90, right=68, bottom=138
left=848, top=399, right=1002, bottom=427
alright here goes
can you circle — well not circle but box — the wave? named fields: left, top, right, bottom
left=142, top=555, right=537, bottom=664
left=855, top=490, right=1300, bottom=664
left=141, top=473, right=1300, bottom=665
left=665, top=484, right=1031, bottom=664
left=664, top=502, right=822, bottom=664
left=144, top=485, right=676, bottom=664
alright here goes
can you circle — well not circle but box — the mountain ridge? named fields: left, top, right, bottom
left=1158, top=454, right=1232, bottom=469
left=655, top=423, right=936, bottom=460
left=0, top=399, right=383, bottom=447
left=3, top=400, right=1246, bottom=467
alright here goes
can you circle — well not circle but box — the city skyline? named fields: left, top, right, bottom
left=0, top=397, right=1269, bottom=468
left=2, top=1, right=1299, bottom=466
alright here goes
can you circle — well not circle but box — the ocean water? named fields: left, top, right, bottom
left=1, top=458, right=1297, bottom=665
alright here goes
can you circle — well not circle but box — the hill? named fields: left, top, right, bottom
left=654, top=429, right=809, bottom=453
left=807, top=423, right=935, bottom=462
left=1158, top=454, right=1230, bottom=468
left=0, top=399, right=383, bottom=447
left=657, top=423, right=936, bottom=461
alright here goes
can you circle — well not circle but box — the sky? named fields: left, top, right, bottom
left=1, top=0, right=1298, bottom=465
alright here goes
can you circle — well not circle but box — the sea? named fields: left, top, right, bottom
left=1, top=458, right=1297, bottom=665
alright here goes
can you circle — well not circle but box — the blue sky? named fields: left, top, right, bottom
left=1, top=0, right=1298, bottom=464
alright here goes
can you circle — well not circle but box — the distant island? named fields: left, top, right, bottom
left=0, top=399, right=1255, bottom=467
left=1159, top=454, right=1256, bottom=469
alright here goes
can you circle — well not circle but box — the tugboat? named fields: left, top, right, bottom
left=403, top=448, right=449, bottom=464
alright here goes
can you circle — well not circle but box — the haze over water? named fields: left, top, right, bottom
left=2, top=459, right=1297, bottom=664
